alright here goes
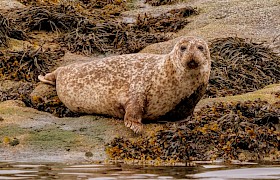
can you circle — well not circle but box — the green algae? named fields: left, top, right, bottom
left=27, top=128, right=82, bottom=149
left=0, top=125, right=28, bottom=138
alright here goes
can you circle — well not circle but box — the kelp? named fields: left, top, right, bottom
left=0, top=81, right=34, bottom=106
left=0, top=13, right=27, bottom=47
left=59, top=20, right=169, bottom=55
left=0, top=48, right=64, bottom=82
left=133, top=7, right=197, bottom=33
left=58, top=7, right=197, bottom=55
left=80, top=0, right=125, bottom=8
left=106, top=99, right=280, bottom=162
left=6, top=1, right=197, bottom=55
left=145, top=0, right=179, bottom=6
left=207, top=37, right=280, bottom=97
left=0, top=14, right=9, bottom=47
left=9, top=4, right=84, bottom=32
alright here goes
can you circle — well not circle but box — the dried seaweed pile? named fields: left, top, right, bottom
left=59, top=20, right=169, bottom=55
left=0, top=48, right=64, bottom=82
left=0, top=82, right=34, bottom=106
left=80, top=0, right=126, bottom=9
left=106, top=99, right=280, bottom=162
left=18, top=0, right=58, bottom=6
left=5, top=1, right=198, bottom=55
left=145, top=0, right=178, bottom=6
left=0, top=14, right=9, bottom=47
left=59, top=7, right=196, bottom=55
left=207, top=37, right=280, bottom=98
left=0, top=13, right=27, bottom=47
left=134, top=7, right=197, bottom=33
left=10, top=4, right=85, bottom=33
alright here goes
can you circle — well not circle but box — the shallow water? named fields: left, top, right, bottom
left=0, top=161, right=280, bottom=180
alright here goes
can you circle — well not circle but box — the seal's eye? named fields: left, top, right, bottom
left=197, top=45, right=204, bottom=51
left=180, top=46, right=187, bottom=52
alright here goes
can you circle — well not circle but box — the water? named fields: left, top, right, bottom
left=0, top=161, right=279, bottom=179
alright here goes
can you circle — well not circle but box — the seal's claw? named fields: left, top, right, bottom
left=135, top=123, right=143, bottom=133
left=124, top=120, right=131, bottom=128
left=124, top=120, right=143, bottom=134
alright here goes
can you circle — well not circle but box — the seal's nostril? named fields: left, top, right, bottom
left=197, top=45, right=204, bottom=51
left=187, top=59, right=199, bottom=69
left=180, top=46, right=187, bottom=52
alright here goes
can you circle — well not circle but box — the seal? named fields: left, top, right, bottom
left=38, top=36, right=211, bottom=133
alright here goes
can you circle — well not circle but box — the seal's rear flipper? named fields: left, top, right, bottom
left=38, top=73, right=56, bottom=86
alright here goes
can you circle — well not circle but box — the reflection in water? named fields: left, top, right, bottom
left=0, top=161, right=279, bottom=179
left=191, top=167, right=280, bottom=179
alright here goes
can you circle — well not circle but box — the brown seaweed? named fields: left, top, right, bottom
left=0, top=47, right=64, bottom=82
left=0, top=14, right=9, bottom=47
left=59, top=20, right=170, bottom=55
left=133, top=7, right=197, bottom=33
left=207, top=37, right=280, bottom=98
left=80, top=0, right=127, bottom=10
left=58, top=7, right=197, bottom=55
left=7, top=2, right=197, bottom=55
left=106, top=99, right=280, bottom=162
left=10, top=4, right=85, bottom=33
left=0, top=81, right=34, bottom=106
left=145, top=0, right=178, bottom=6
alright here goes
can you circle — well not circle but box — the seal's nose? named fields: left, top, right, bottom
left=185, top=42, right=204, bottom=69
left=187, top=59, right=199, bottom=69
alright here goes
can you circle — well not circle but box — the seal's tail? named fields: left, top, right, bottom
left=38, top=72, right=56, bottom=86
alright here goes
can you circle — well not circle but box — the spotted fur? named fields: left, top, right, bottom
left=38, top=36, right=211, bottom=133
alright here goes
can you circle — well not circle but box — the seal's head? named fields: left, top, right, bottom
left=170, top=36, right=211, bottom=73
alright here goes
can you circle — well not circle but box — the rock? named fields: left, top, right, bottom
left=30, top=83, right=57, bottom=106
left=0, top=0, right=25, bottom=10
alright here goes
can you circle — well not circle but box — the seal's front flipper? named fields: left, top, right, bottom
left=124, top=98, right=144, bottom=134
left=38, top=72, right=56, bottom=86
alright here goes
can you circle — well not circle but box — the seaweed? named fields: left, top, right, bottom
left=6, top=1, right=197, bottom=55
left=58, top=7, right=197, bottom=55
left=207, top=37, right=280, bottom=98
left=106, top=99, right=280, bottom=162
left=0, top=14, right=9, bottom=47
left=80, top=0, right=125, bottom=8
left=10, top=4, right=84, bottom=33
left=133, top=7, right=197, bottom=33
left=80, top=0, right=127, bottom=10
left=0, top=47, right=64, bottom=82
left=145, top=0, right=179, bottom=6
left=0, top=81, right=34, bottom=106
left=0, top=13, right=28, bottom=45
left=17, top=0, right=57, bottom=6
left=59, top=19, right=169, bottom=55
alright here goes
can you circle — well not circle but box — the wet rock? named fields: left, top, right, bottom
left=0, top=0, right=25, bottom=10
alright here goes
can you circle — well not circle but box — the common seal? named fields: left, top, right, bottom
left=38, top=36, right=211, bottom=133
